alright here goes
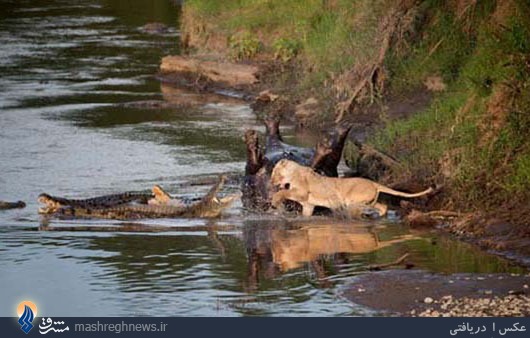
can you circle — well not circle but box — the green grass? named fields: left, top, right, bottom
left=185, top=0, right=391, bottom=85
left=372, top=2, right=530, bottom=209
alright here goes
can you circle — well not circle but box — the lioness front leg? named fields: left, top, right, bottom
left=271, top=190, right=289, bottom=209
left=301, top=203, right=315, bottom=217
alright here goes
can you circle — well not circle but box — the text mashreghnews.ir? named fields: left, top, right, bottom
left=75, top=321, right=168, bottom=333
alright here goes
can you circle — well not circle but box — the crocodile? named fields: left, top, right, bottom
left=40, top=176, right=239, bottom=220
left=0, top=200, right=26, bottom=210
left=243, top=116, right=352, bottom=210
left=38, top=191, right=153, bottom=214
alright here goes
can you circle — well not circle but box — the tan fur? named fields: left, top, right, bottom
left=270, top=159, right=432, bottom=217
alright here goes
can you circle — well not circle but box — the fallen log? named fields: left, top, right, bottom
left=160, top=55, right=259, bottom=87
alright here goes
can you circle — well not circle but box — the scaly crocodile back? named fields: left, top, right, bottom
left=38, top=191, right=153, bottom=210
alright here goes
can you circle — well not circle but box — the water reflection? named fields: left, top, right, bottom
left=38, top=219, right=524, bottom=298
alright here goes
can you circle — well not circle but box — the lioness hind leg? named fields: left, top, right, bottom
left=373, top=202, right=388, bottom=217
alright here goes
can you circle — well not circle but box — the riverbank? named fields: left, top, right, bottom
left=341, top=270, right=530, bottom=316
left=167, top=0, right=530, bottom=267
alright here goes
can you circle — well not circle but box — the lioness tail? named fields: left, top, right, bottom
left=376, top=185, right=433, bottom=198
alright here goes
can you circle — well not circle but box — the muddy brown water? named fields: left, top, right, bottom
left=0, top=0, right=527, bottom=316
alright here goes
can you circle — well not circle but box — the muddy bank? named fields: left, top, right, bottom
left=341, top=269, right=530, bottom=316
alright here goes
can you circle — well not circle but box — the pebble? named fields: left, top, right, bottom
left=412, top=294, right=530, bottom=317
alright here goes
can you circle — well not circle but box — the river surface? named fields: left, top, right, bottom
left=0, top=0, right=526, bottom=317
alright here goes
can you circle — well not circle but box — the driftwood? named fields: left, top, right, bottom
left=405, top=209, right=465, bottom=228
left=160, top=55, right=259, bottom=87
left=367, top=253, right=411, bottom=271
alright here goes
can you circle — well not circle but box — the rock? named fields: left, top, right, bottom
left=415, top=295, right=530, bottom=317
left=0, top=200, right=26, bottom=210
left=256, top=90, right=279, bottom=103
left=424, top=75, right=446, bottom=92
left=160, top=55, right=259, bottom=87
left=141, top=22, right=169, bottom=34
left=294, top=97, right=319, bottom=127
left=404, top=209, right=439, bottom=228
left=424, top=297, right=434, bottom=304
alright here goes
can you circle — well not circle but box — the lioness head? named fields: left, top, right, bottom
left=271, top=159, right=305, bottom=189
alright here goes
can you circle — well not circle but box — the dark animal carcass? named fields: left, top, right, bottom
left=242, top=116, right=352, bottom=211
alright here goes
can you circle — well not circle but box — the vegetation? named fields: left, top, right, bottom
left=183, top=0, right=391, bottom=81
left=228, top=32, right=262, bottom=60
left=373, top=0, right=530, bottom=213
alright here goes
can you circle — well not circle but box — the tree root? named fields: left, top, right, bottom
left=335, top=3, right=417, bottom=123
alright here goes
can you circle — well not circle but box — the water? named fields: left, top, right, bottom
left=0, top=0, right=525, bottom=317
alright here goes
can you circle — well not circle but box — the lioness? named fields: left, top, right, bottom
left=270, top=159, right=433, bottom=217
